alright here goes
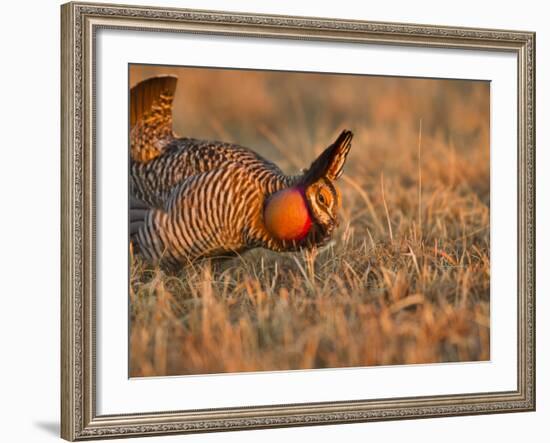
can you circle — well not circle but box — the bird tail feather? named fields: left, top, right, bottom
left=130, top=75, right=178, bottom=163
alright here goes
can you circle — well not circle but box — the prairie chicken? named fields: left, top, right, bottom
left=130, top=75, right=353, bottom=267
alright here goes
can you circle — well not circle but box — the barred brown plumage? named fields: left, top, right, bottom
left=130, top=75, right=353, bottom=267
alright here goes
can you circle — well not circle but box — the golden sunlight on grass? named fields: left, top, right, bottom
left=129, top=66, right=490, bottom=376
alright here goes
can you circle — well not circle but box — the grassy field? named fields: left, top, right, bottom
left=129, top=66, right=490, bottom=377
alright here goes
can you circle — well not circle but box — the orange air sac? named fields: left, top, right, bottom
left=264, top=188, right=312, bottom=241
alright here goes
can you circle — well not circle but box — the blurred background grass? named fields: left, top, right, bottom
left=129, top=65, right=490, bottom=377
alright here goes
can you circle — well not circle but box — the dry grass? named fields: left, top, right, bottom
left=129, top=66, right=490, bottom=377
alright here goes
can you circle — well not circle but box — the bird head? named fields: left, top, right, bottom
left=264, top=130, right=353, bottom=246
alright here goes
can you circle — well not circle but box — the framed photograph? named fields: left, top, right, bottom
left=61, top=1, right=536, bottom=440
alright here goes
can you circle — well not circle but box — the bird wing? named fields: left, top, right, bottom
left=130, top=75, right=178, bottom=163
left=132, top=167, right=253, bottom=265
left=131, top=137, right=287, bottom=209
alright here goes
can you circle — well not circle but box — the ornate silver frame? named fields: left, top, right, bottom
left=61, top=2, right=536, bottom=440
